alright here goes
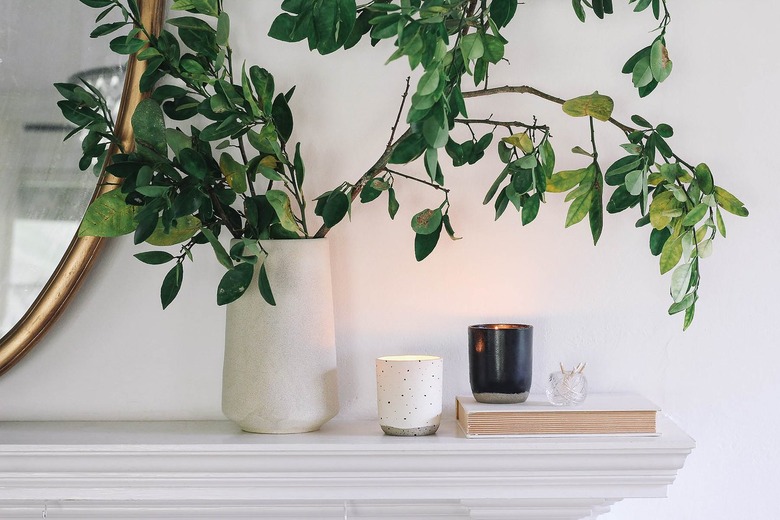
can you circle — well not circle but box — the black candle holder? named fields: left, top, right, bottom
left=468, top=324, right=533, bottom=404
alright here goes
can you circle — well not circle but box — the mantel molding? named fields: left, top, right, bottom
left=0, top=417, right=694, bottom=519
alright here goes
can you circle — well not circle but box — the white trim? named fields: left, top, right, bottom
left=0, top=417, right=694, bottom=519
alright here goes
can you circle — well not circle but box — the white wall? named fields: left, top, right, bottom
left=1, top=1, right=778, bottom=518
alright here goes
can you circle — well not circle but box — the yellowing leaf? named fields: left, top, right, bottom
left=547, top=168, right=588, bottom=193
left=565, top=190, right=594, bottom=228
left=146, top=215, right=201, bottom=246
left=714, top=186, right=749, bottom=217
left=78, top=189, right=138, bottom=237
left=659, top=235, right=682, bottom=274
left=219, top=152, right=247, bottom=193
left=259, top=155, right=278, bottom=169
left=649, top=190, right=679, bottom=230
left=562, top=91, right=615, bottom=122
left=501, top=132, right=533, bottom=153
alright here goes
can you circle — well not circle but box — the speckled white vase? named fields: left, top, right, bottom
left=376, top=355, right=443, bottom=436
left=222, top=239, right=339, bottom=433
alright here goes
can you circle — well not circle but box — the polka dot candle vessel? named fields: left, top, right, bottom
left=375, top=355, right=443, bottom=436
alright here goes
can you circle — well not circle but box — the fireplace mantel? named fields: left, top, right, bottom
left=0, top=416, right=693, bottom=519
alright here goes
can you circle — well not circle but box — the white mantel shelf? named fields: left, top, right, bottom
left=0, top=417, right=694, bottom=519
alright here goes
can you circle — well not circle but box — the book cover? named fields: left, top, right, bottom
left=456, top=394, right=659, bottom=438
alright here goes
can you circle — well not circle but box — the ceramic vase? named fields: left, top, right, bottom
left=222, top=239, right=339, bottom=433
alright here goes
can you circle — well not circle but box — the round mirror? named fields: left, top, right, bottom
left=0, top=0, right=165, bottom=376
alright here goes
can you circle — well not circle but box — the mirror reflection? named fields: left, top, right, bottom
left=0, top=2, right=127, bottom=336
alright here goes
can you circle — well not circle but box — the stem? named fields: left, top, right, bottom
left=314, top=127, right=413, bottom=238
left=455, top=118, right=549, bottom=132
left=385, top=167, right=451, bottom=193
left=208, top=189, right=241, bottom=239
left=462, top=85, right=636, bottom=134
left=388, top=77, right=411, bottom=148
left=589, top=116, right=598, bottom=162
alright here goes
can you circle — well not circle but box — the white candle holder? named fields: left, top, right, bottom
left=376, top=355, right=443, bottom=436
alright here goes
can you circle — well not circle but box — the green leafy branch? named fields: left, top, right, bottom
left=61, top=0, right=749, bottom=329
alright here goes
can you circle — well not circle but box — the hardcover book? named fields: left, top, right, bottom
left=456, top=394, right=659, bottom=438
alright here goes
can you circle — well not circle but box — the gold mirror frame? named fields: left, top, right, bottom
left=0, top=0, right=166, bottom=377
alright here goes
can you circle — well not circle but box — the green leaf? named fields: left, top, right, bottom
left=217, top=263, right=254, bottom=306
left=482, top=34, right=505, bottom=64
left=622, top=168, right=643, bottom=196
left=714, top=186, right=749, bottom=217
left=484, top=166, right=509, bottom=204
left=605, top=156, right=642, bottom=186
left=132, top=99, right=167, bottom=160
left=562, top=92, right=614, bottom=122
left=109, top=35, right=146, bottom=54
left=571, top=0, right=586, bottom=22
left=146, top=215, right=201, bottom=246
left=387, top=187, right=400, bottom=219
left=134, top=251, right=175, bottom=265
left=258, top=262, right=276, bottom=305
left=490, top=0, right=517, bottom=27
left=565, top=190, right=594, bottom=228
left=715, top=207, right=727, bottom=238
left=390, top=131, right=426, bottom=164
left=606, top=185, right=639, bottom=214
left=90, top=21, right=127, bottom=38
left=417, top=69, right=440, bottom=96
left=511, top=168, right=533, bottom=194
left=694, top=163, right=714, bottom=195
left=632, top=57, right=654, bottom=88
left=266, top=189, right=301, bottom=233
left=547, top=168, right=587, bottom=193
left=171, top=0, right=219, bottom=16
left=179, top=148, right=208, bottom=180
left=323, top=191, right=350, bottom=228
left=650, top=39, right=673, bottom=82
left=411, top=208, right=443, bottom=235
left=161, top=262, right=184, bottom=310
left=80, top=0, right=113, bottom=7
left=442, top=214, right=461, bottom=240
left=670, top=261, right=693, bottom=303
left=216, top=12, right=230, bottom=46
left=539, top=140, right=555, bottom=178
left=631, top=114, right=652, bottom=128
left=656, top=123, right=674, bottom=138
left=521, top=194, right=541, bottom=226
left=650, top=227, right=671, bottom=256
left=414, top=223, right=442, bottom=261
left=589, top=168, right=604, bottom=245
left=460, top=33, right=484, bottom=62
left=219, top=153, right=247, bottom=193
left=422, top=117, right=449, bottom=149
left=272, top=93, right=294, bottom=142
left=78, top=190, right=138, bottom=237
left=668, top=292, right=696, bottom=315
left=683, top=301, right=696, bottom=330
left=201, top=228, right=233, bottom=269
left=659, top=235, right=682, bottom=274
left=682, top=203, right=709, bottom=228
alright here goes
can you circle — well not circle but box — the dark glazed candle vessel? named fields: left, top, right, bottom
left=468, top=324, right=533, bottom=404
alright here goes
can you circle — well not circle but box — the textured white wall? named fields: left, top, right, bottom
left=1, top=1, right=778, bottom=519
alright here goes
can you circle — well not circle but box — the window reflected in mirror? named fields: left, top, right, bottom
left=0, top=2, right=126, bottom=336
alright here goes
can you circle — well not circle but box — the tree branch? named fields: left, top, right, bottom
left=385, top=167, right=450, bottom=193
left=314, top=127, right=413, bottom=238
left=462, top=85, right=636, bottom=134
left=454, top=118, right=549, bottom=131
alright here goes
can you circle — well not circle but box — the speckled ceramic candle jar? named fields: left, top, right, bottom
left=376, top=355, right=443, bottom=436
